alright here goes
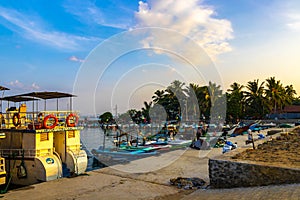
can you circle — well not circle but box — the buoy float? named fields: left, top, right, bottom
left=13, top=113, right=21, bottom=127
left=66, top=113, right=79, bottom=127
left=43, top=114, right=58, bottom=129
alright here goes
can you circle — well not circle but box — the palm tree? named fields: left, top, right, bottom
left=186, top=83, right=201, bottom=121
left=207, top=81, right=223, bottom=107
left=207, top=81, right=225, bottom=123
left=284, top=85, right=297, bottom=105
left=166, top=80, right=187, bottom=121
left=186, top=83, right=211, bottom=120
left=228, top=82, right=244, bottom=94
left=167, top=80, right=187, bottom=97
left=152, top=90, right=165, bottom=104
left=198, top=86, right=211, bottom=118
left=265, top=77, right=285, bottom=114
left=244, top=79, right=265, bottom=118
left=141, top=101, right=152, bottom=123
left=227, top=82, right=244, bottom=122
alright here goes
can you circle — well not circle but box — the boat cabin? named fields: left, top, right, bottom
left=0, top=91, right=87, bottom=186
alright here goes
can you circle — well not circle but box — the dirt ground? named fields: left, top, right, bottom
left=1, top=127, right=300, bottom=200
left=232, top=127, right=300, bottom=168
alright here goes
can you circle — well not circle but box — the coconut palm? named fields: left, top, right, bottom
left=167, top=80, right=187, bottom=97
left=265, top=77, right=285, bottom=114
left=141, top=101, right=152, bottom=123
left=207, top=81, right=225, bottom=123
left=244, top=79, right=265, bottom=118
left=152, top=90, right=165, bottom=104
left=228, top=82, right=244, bottom=94
left=227, top=82, right=244, bottom=121
left=186, top=83, right=202, bottom=121
left=187, top=83, right=211, bottom=120
left=166, top=80, right=187, bottom=120
left=207, top=81, right=223, bottom=107
left=284, top=85, right=297, bottom=105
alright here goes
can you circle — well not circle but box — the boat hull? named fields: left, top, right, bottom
left=0, top=157, right=6, bottom=185
left=65, top=150, right=88, bottom=175
left=6, top=154, right=62, bottom=186
left=92, top=148, right=159, bottom=166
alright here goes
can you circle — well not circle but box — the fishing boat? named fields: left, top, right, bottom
left=231, top=122, right=255, bottom=136
left=0, top=133, right=6, bottom=186
left=91, top=146, right=160, bottom=166
left=91, top=123, right=193, bottom=167
left=0, top=85, right=10, bottom=187
left=0, top=91, right=87, bottom=186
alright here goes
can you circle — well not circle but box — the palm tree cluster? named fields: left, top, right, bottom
left=118, top=80, right=225, bottom=124
left=104, top=77, right=298, bottom=125
left=227, top=77, right=297, bottom=123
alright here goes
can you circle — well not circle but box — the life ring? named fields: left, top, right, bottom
left=43, top=114, right=58, bottom=129
left=13, top=113, right=21, bottom=127
left=66, top=113, right=79, bottom=127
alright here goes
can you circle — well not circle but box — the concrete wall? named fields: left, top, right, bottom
left=209, top=158, right=300, bottom=188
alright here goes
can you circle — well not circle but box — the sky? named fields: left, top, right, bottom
left=0, top=0, right=300, bottom=115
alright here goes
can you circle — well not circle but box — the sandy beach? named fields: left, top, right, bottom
left=1, top=128, right=300, bottom=200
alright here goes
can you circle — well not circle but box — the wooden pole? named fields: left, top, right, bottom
left=251, top=136, right=255, bottom=149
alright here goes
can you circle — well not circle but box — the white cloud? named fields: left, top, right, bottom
left=287, top=22, right=300, bottom=31
left=7, top=80, right=40, bottom=91
left=134, top=0, right=233, bottom=59
left=285, top=13, right=300, bottom=31
left=0, top=6, right=98, bottom=51
left=31, top=83, right=40, bottom=90
left=69, top=55, right=85, bottom=63
left=8, top=80, right=23, bottom=88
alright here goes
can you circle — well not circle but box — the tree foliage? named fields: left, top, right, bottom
left=98, top=112, right=114, bottom=124
left=98, top=77, right=298, bottom=124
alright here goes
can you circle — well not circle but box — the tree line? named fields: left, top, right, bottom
left=99, top=77, right=299, bottom=125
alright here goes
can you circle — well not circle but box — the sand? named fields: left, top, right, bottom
left=232, top=127, right=300, bottom=168
left=1, top=128, right=300, bottom=200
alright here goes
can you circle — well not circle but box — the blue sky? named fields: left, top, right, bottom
left=1, top=0, right=300, bottom=115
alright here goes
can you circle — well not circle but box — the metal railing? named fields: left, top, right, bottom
left=0, top=110, right=80, bottom=130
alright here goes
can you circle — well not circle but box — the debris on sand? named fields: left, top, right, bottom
left=170, top=177, right=206, bottom=190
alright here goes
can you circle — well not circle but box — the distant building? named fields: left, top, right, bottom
left=269, top=105, right=300, bottom=119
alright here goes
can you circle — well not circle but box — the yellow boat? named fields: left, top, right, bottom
left=0, top=85, right=9, bottom=186
left=0, top=91, right=87, bottom=186
left=0, top=144, right=6, bottom=185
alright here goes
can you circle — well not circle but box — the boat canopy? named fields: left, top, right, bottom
left=1, top=91, right=76, bottom=112
left=0, top=96, right=37, bottom=102
left=0, top=86, right=9, bottom=91
left=16, top=91, right=76, bottom=100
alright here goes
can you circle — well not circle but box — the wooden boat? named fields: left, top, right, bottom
left=232, top=122, right=255, bottom=135
left=0, top=91, right=87, bottom=186
left=91, top=147, right=159, bottom=166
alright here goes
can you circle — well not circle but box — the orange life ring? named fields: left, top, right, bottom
left=43, top=114, right=58, bottom=129
left=13, top=113, right=21, bottom=127
left=66, top=113, right=79, bottom=127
